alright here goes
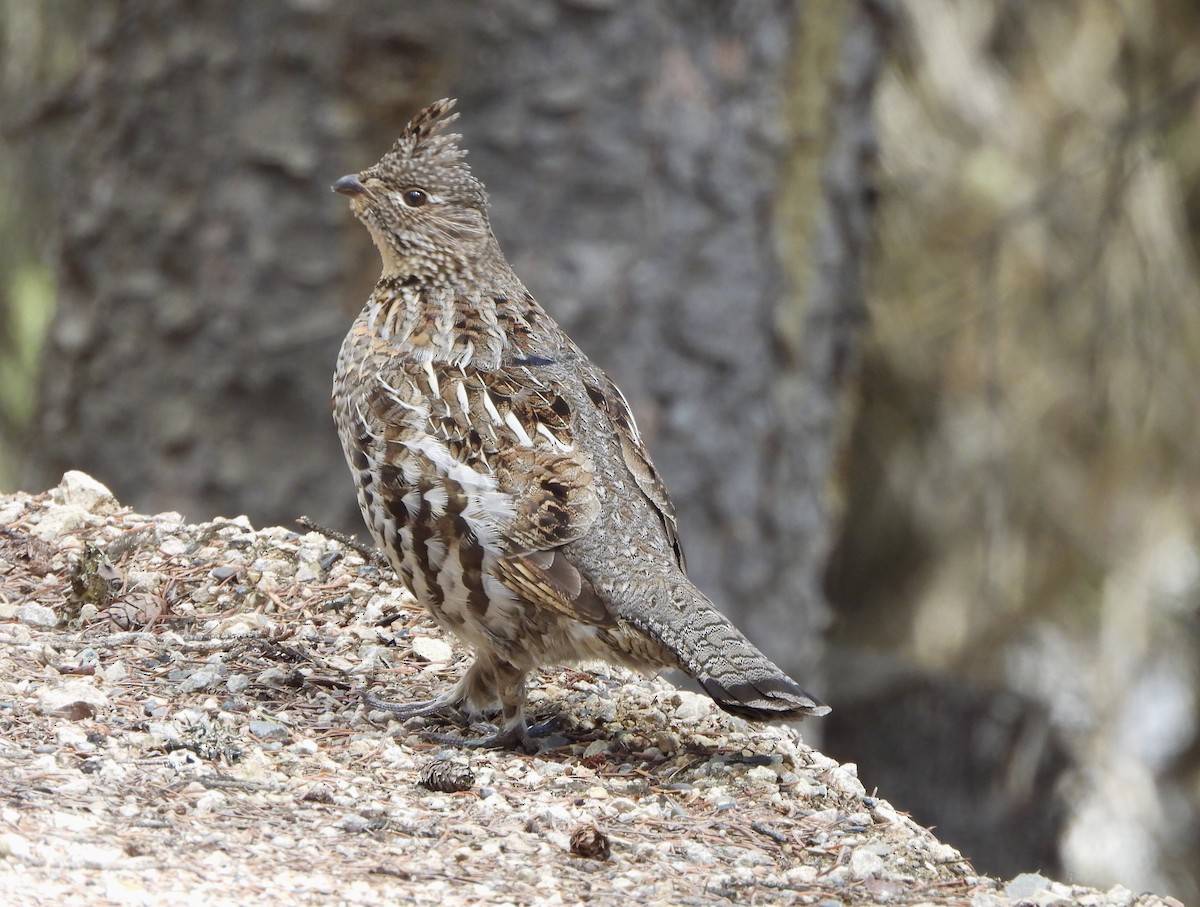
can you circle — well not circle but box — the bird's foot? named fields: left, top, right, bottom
left=423, top=714, right=564, bottom=752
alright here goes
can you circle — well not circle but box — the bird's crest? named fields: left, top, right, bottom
left=389, top=98, right=465, bottom=165
left=366, top=98, right=484, bottom=209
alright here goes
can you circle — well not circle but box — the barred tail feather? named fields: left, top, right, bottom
left=661, top=581, right=830, bottom=721
left=698, top=671, right=830, bottom=721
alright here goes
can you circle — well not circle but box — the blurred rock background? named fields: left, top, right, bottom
left=2, top=1, right=1197, bottom=900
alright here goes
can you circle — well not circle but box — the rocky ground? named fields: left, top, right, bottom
left=0, top=473, right=1183, bottom=906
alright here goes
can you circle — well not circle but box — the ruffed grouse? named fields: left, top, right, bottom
left=332, top=99, right=829, bottom=747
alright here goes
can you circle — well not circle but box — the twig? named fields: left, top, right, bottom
left=296, top=516, right=390, bottom=569
left=750, top=821, right=791, bottom=844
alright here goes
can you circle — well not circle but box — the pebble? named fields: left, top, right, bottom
left=226, top=673, right=250, bottom=694
left=745, top=765, right=778, bottom=787
left=35, top=679, right=110, bottom=715
left=850, top=848, right=886, bottom=879
left=16, top=603, right=57, bottom=628
left=0, top=833, right=33, bottom=862
left=334, top=813, right=372, bottom=833
left=735, top=849, right=775, bottom=868
left=295, top=563, right=321, bottom=583
left=411, top=635, right=453, bottom=663
left=157, top=538, right=187, bottom=557
left=669, top=690, right=713, bottom=722
left=194, top=790, right=226, bottom=816
left=1006, top=873, right=1052, bottom=900
left=680, top=841, right=714, bottom=864
left=0, top=474, right=1184, bottom=907
left=180, top=668, right=223, bottom=692
left=249, top=720, right=290, bottom=739
left=787, top=865, right=819, bottom=885
left=53, top=471, right=117, bottom=512
left=582, top=739, right=610, bottom=758
left=828, top=762, right=867, bottom=797
left=32, top=504, right=93, bottom=538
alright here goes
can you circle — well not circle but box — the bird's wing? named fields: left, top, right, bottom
left=581, top=371, right=685, bottom=570
left=367, top=355, right=612, bottom=627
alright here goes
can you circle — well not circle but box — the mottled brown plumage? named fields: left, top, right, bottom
left=332, top=99, right=828, bottom=746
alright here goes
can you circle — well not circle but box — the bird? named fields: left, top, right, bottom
left=332, top=98, right=829, bottom=747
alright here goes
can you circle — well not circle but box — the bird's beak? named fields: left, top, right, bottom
left=332, top=174, right=373, bottom=199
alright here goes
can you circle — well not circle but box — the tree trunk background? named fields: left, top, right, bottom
left=16, top=0, right=879, bottom=691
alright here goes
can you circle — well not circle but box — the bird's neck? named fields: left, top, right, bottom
left=361, top=274, right=550, bottom=370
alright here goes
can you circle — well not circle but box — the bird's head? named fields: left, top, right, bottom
left=333, top=98, right=495, bottom=284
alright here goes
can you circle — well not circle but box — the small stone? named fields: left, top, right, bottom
left=194, top=790, right=226, bottom=816
left=213, top=613, right=276, bottom=636
left=33, top=505, right=91, bottom=538
left=971, top=894, right=1007, bottom=907
left=530, top=803, right=573, bottom=827
left=335, top=813, right=372, bottom=833
left=608, top=797, right=638, bottom=814
left=681, top=841, right=714, bottom=864
left=1103, top=886, right=1135, bottom=907
left=745, top=765, right=777, bottom=786
left=828, top=762, right=866, bottom=797
left=55, top=725, right=91, bottom=749
left=411, top=635, right=452, bottom=663
left=670, top=690, right=712, bottom=722
left=16, top=603, right=57, bottom=628
left=226, top=674, right=249, bottom=694
left=930, top=842, right=962, bottom=862
left=54, top=471, right=117, bottom=512
left=249, top=720, right=290, bottom=739
left=734, top=849, right=774, bottom=868
left=786, top=865, right=818, bottom=885
left=158, top=538, right=188, bottom=557
left=1006, top=873, right=1052, bottom=900
left=582, top=739, right=610, bottom=758
left=35, top=679, right=110, bottom=717
left=295, top=563, right=321, bottom=583
left=0, top=833, right=33, bottom=862
left=850, top=848, right=886, bottom=879
left=180, top=668, right=222, bottom=692
left=0, top=501, right=23, bottom=525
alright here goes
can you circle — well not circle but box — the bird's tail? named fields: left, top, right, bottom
left=655, top=579, right=830, bottom=722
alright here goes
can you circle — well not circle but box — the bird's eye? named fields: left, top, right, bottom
left=402, top=188, right=428, bottom=208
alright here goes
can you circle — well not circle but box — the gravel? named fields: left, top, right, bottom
left=0, top=473, right=1184, bottom=907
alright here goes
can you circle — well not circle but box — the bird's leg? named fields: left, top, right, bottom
left=422, top=662, right=550, bottom=750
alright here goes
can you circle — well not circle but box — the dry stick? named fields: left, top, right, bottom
left=296, top=516, right=390, bottom=569
left=749, top=821, right=792, bottom=845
